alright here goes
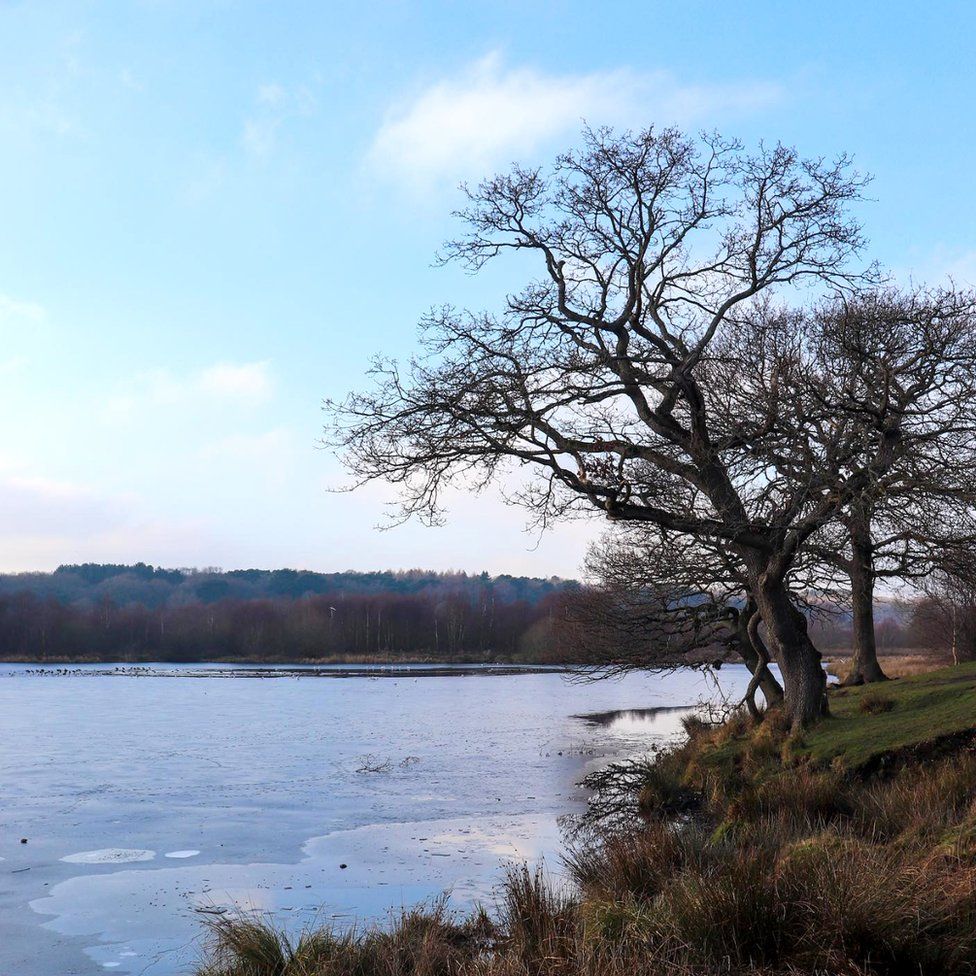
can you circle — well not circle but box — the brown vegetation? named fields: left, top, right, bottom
left=0, top=570, right=574, bottom=663
left=196, top=677, right=976, bottom=975
left=826, top=648, right=952, bottom=679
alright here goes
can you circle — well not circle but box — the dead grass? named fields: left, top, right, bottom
left=858, top=692, right=896, bottom=715
left=196, top=666, right=976, bottom=976
left=826, top=648, right=953, bottom=679
left=197, top=901, right=494, bottom=976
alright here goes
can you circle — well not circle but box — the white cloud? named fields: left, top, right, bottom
left=257, top=83, right=287, bottom=106
left=0, top=476, right=126, bottom=538
left=102, top=360, right=275, bottom=423
left=0, top=474, right=217, bottom=572
left=198, top=361, right=274, bottom=401
left=0, top=293, right=45, bottom=322
left=368, top=52, right=782, bottom=189
left=241, top=82, right=316, bottom=159
left=242, top=118, right=277, bottom=158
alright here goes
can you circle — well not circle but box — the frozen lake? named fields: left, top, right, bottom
left=0, top=662, right=751, bottom=975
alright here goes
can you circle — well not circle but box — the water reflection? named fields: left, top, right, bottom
left=574, top=705, right=693, bottom=728
left=32, top=813, right=564, bottom=974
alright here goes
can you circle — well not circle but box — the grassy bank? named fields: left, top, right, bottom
left=196, top=665, right=976, bottom=976
left=704, top=660, right=976, bottom=771
left=825, top=648, right=953, bottom=680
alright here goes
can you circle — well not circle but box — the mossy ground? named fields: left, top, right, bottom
left=698, top=662, right=976, bottom=776
left=808, top=661, right=976, bottom=765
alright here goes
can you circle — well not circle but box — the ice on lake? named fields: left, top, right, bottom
left=0, top=662, right=753, bottom=976
left=62, top=849, right=157, bottom=864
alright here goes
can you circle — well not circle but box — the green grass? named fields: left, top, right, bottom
left=694, top=662, right=976, bottom=775
left=803, top=661, right=976, bottom=768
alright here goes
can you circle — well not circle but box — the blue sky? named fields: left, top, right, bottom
left=1, top=0, right=975, bottom=576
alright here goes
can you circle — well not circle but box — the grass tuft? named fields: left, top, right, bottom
left=859, top=692, right=896, bottom=714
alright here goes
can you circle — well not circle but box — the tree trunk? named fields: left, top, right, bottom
left=951, top=603, right=959, bottom=666
left=749, top=567, right=828, bottom=731
left=735, top=601, right=784, bottom=711
left=843, top=509, right=888, bottom=685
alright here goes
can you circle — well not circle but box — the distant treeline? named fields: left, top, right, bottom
left=0, top=563, right=963, bottom=664
left=0, top=564, right=579, bottom=662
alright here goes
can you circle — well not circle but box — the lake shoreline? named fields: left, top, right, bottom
left=195, top=664, right=976, bottom=976
left=10, top=662, right=581, bottom=678
left=0, top=652, right=699, bottom=667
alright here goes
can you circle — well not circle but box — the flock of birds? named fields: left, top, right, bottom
left=18, top=665, right=157, bottom=676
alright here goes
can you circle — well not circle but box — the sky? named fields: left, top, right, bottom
left=1, top=1, right=975, bottom=577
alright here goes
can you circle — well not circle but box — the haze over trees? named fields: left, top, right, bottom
left=328, top=126, right=976, bottom=729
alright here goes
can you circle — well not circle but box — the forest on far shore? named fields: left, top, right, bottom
left=0, top=563, right=575, bottom=662
left=0, top=562, right=964, bottom=664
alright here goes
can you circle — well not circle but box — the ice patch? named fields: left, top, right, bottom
left=62, top=849, right=156, bottom=864
left=164, top=849, right=200, bottom=859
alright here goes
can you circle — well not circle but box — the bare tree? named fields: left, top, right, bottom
left=703, top=288, right=976, bottom=685
left=799, top=289, right=976, bottom=684
left=913, top=548, right=976, bottom=664
left=574, top=527, right=784, bottom=719
left=327, top=127, right=876, bottom=729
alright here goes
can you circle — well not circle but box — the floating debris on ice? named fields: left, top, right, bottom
left=61, top=849, right=156, bottom=864
left=164, top=850, right=200, bottom=859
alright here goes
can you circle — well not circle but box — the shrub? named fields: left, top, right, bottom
left=566, top=824, right=707, bottom=902
left=854, top=752, right=976, bottom=841
left=776, top=836, right=976, bottom=973
left=646, top=844, right=784, bottom=968
left=198, top=903, right=489, bottom=976
left=635, top=760, right=696, bottom=819
left=738, top=767, right=852, bottom=825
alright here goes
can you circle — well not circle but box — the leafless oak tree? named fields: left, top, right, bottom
left=569, top=287, right=976, bottom=693
left=327, top=127, right=876, bottom=729
left=798, top=288, right=976, bottom=683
